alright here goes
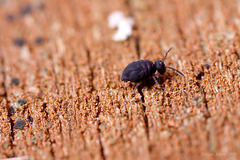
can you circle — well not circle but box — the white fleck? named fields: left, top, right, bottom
left=108, top=11, right=135, bottom=41
left=108, top=11, right=124, bottom=28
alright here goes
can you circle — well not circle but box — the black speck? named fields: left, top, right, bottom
left=17, top=99, right=27, bottom=106
left=9, top=106, right=15, bottom=116
left=20, top=5, right=32, bottom=16
left=35, top=36, right=44, bottom=44
left=14, top=119, right=26, bottom=129
left=27, top=115, right=33, bottom=123
left=11, top=78, right=20, bottom=86
left=13, top=38, right=25, bottom=47
left=6, top=14, right=15, bottom=21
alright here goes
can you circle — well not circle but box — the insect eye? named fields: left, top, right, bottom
left=155, top=60, right=166, bottom=74
left=155, top=61, right=163, bottom=68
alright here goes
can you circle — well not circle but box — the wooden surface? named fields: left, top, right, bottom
left=0, top=0, right=239, bottom=159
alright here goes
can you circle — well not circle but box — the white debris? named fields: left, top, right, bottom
left=108, top=11, right=125, bottom=28
left=108, top=11, right=135, bottom=41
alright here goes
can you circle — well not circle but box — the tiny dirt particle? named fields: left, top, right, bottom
left=14, top=119, right=26, bottom=129
left=20, top=5, right=32, bottom=16
left=6, top=14, right=15, bottom=21
left=17, top=99, right=27, bottom=106
left=35, top=36, right=44, bottom=44
left=13, top=38, right=25, bottom=47
left=11, top=78, right=20, bottom=86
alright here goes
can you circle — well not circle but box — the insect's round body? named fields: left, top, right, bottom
left=121, top=47, right=184, bottom=95
left=121, top=60, right=156, bottom=82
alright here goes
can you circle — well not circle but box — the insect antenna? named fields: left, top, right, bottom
left=163, top=47, right=173, bottom=62
left=166, top=66, right=185, bottom=77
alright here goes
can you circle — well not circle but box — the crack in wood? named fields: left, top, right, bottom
left=137, top=87, right=152, bottom=153
left=95, top=95, right=106, bottom=160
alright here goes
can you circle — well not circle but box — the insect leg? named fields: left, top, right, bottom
left=152, top=75, right=160, bottom=87
left=132, top=81, right=143, bottom=96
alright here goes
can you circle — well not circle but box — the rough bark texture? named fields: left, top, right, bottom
left=0, top=0, right=239, bottom=159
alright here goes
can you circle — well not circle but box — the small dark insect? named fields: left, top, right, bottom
left=121, top=47, right=184, bottom=94
left=17, top=99, right=27, bottom=106
left=14, top=119, right=26, bottom=129
left=11, top=78, right=20, bottom=86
